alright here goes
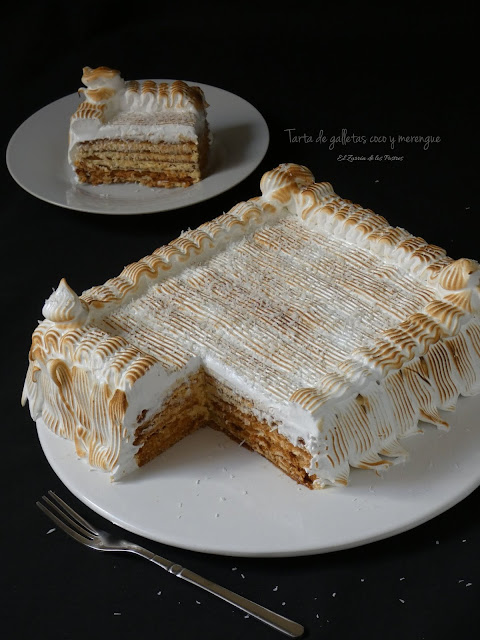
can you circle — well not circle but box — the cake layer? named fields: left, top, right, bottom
left=134, top=370, right=208, bottom=466
left=204, top=372, right=315, bottom=487
left=23, top=164, right=480, bottom=487
left=74, top=169, right=200, bottom=187
left=75, top=138, right=202, bottom=156
left=75, top=156, right=200, bottom=172
left=72, top=135, right=209, bottom=186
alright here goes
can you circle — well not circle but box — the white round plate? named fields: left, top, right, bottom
left=37, top=395, right=480, bottom=557
left=6, top=82, right=269, bottom=215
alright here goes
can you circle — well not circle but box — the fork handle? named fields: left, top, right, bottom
left=153, top=560, right=304, bottom=637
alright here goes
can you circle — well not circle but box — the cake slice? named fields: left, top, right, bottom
left=23, top=164, right=480, bottom=487
left=68, top=66, right=210, bottom=188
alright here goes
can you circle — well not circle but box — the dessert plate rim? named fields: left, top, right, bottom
left=6, top=80, right=270, bottom=215
left=36, top=394, right=480, bottom=557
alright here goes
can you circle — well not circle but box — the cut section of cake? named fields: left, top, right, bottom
left=22, top=164, right=480, bottom=487
left=68, top=66, right=210, bottom=188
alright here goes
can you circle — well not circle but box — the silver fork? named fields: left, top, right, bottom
left=37, top=491, right=304, bottom=638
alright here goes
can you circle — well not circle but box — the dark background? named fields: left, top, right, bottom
left=2, top=3, right=478, bottom=640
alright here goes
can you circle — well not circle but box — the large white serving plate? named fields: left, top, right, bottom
left=37, top=394, right=480, bottom=557
left=6, top=81, right=269, bottom=214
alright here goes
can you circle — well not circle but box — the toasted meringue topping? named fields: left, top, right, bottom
left=439, top=257, right=480, bottom=290
left=81, top=66, right=121, bottom=86
left=79, top=86, right=116, bottom=103
left=42, top=279, right=89, bottom=326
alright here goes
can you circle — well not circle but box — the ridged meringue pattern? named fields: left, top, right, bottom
left=23, top=164, right=480, bottom=486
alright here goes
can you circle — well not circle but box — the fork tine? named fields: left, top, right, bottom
left=47, top=490, right=99, bottom=536
left=36, top=500, right=92, bottom=546
left=40, top=494, right=95, bottom=540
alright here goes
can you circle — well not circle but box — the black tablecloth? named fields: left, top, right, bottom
left=3, top=5, right=478, bottom=639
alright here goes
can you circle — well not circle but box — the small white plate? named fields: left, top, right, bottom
left=6, top=81, right=269, bottom=215
left=37, top=395, right=480, bottom=557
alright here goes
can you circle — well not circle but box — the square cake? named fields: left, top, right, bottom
left=23, top=164, right=480, bottom=487
left=68, top=66, right=210, bottom=188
